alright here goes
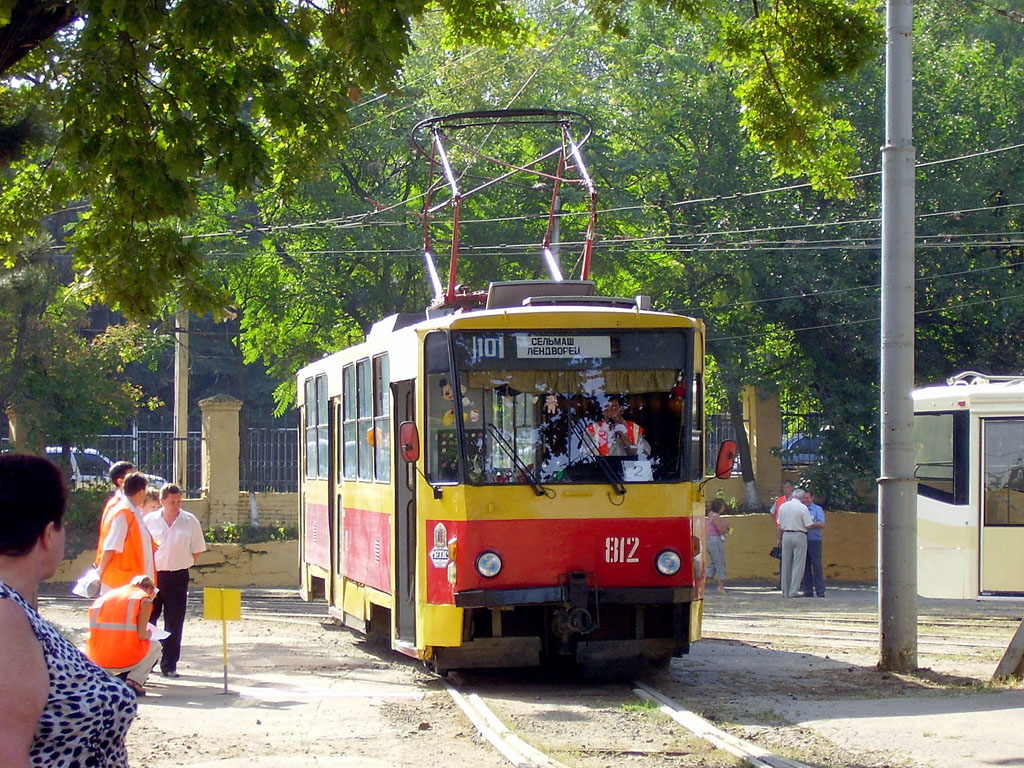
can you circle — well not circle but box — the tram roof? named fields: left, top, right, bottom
left=296, top=301, right=702, bottom=384
left=914, top=372, right=1024, bottom=410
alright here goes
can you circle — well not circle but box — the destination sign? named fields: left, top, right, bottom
left=516, top=335, right=611, bottom=358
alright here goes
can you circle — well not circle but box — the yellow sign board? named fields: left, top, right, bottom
left=203, top=587, right=242, bottom=621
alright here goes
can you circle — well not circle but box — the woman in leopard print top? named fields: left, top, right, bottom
left=0, top=454, right=136, bottom=767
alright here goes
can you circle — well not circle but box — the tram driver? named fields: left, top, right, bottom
left=586, top=395, right=651, bottom=459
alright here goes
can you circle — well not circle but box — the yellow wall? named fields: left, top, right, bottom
left=51, top=541, right=300, bottom=589
left=51, top=512, right=877, bottom=588
left=715, top=511, right=877, bottom=581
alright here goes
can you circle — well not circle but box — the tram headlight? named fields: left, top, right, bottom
left=475, top=551, right=503, bottom=578
left=655, top=549, right=682, bottom=576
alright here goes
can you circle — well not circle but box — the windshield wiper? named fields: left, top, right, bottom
left=485, top=423, right=550, bottom=497
left=570, top=421, right=627, bottom=496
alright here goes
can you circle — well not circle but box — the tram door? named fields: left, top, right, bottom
left=980, top=418, right=1024, bottom=594
left=393, top=381, right=417, bottom=644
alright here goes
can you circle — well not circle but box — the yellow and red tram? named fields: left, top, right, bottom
left=297, top=280, right=733, bottom=672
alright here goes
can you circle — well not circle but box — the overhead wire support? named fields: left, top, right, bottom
left=432, top=127, right=465, bottom=304
left=411, top=109, right=596, bottom=310
left=563, top=120, right=598, bottom=280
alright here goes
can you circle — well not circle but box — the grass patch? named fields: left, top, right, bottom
left=59, top=488, right=298, bottom=561
left=620, top=698, right=659, bottom=713
left=205, top=521, right=298, bottom=544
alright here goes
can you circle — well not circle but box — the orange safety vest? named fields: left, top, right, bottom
left=95, top=501, right=157, bottom=590
left=86, top=585, right=151, bottom=669
left=771, top=495, right=788, bottom=525
left=587, top=420, right=644, bottom=456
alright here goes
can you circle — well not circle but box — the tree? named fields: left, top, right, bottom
left=0, top=0, right=523, bottom=319
left=0, top=236, right=164, bottom=448
left=0, top=0, right=878, bottom=319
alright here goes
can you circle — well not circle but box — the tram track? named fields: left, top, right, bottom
left=704, top=606, right=1019, bottom=660
left=444, top=675, right=816, bottom=768
left=439, top=590, right=1023, bottom=768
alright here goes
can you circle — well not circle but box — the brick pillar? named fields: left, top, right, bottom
left=199, top=394, right=242, bottom=526
left=743, top=387, right=783, bottom=504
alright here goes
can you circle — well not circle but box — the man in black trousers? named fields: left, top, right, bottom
left=144, top=484, right=206, bottom=677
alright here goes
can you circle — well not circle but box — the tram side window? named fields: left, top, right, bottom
left=914, top=411, right=968, bottom=505
left=357, top=359, right=373, bottom=481
left=304, top=374, right=329, bottom=479
left=689, top=372, right=702, bottom=481
left=373, top=354, right=391, bottom=483
left=342, top=364, right=357, bottom=480
left=983, top=418, right=1024, bottom=526
left=425, top=332, right=460, bottom=483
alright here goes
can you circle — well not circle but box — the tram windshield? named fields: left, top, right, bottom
left=424, top=328, right=697, bottom=486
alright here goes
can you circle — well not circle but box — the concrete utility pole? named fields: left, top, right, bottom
left=173, top=309, right=190, bottom=489
left=878, top=0, right=917, bottom=671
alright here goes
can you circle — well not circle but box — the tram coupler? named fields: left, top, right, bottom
left=552, top=571, right=597, bottom=643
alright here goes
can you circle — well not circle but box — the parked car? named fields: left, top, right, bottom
left=780, top=434, right=821, bottom=467
left=45, top=446, right=166, bottom=490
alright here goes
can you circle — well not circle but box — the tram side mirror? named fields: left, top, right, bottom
left=715, top=440, right=738, bottom=479
left=399, top=421, right=420, bottom=462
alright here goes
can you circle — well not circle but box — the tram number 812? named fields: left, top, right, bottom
left=605, top=536, right=640, bottom=563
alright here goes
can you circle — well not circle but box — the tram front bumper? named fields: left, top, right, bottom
left=453, top=585, right=695, bottom=608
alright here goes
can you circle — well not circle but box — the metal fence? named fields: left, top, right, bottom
left=96, top=428, right=299, bottom=495
left=706, top=413, right=742, bottom=475
left=0, top=425, right=300, bottom=496
left=242, top=428, right=299, bottom=494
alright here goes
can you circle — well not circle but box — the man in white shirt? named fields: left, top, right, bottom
left=777, top=488, right=814, bottom=597
left=144, top=484, right=206, bottom=678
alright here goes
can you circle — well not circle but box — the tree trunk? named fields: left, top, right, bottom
left=727, top=390, right=764, bottom=511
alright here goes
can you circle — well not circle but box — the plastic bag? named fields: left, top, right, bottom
left=72, top=567, right=102, bottom=599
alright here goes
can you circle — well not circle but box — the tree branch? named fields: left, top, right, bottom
left=0, top=1, right=79, bottom=76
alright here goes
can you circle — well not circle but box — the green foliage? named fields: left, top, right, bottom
left=0, top=236, right=166, bottom=445
left=0, top=0, right=524, bottom=319
left=711, top=0, right=880, bottom=197
left=61, top=487, right=110, bottom=559
left=64, top=487, right=109, bottom=533
left=204, top=521, right=297, bottom=544
left=620, top=698, right=658, bottom=712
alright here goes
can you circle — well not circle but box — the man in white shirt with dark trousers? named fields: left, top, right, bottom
left=777, top=488, right=814, bottom=598
left=144, top=484, right=206, bottom=678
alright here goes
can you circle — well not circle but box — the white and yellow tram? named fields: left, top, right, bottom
left=915, top=372, right=1024, bottom=597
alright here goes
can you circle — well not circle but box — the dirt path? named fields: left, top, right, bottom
left=36, top=583, right=1024, bottom=768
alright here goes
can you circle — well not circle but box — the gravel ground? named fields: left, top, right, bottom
left=35, top=581, right=1024, bottom=768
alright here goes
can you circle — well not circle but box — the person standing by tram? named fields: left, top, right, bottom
left=95, top=472, right=157, bottom=594
left=777, top=488, right=814, bottom=597
left=800, top=490, right=826, bottom=597
left=770, top=479, right=794, bottom=590
left=706, top=498, right=730, bottom=594
left=144, top=484, right=206, bottom=678
left=100, top=460, right=135, bottom=526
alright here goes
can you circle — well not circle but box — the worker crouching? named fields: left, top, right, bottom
left=86, top=574, right=162, bottom=697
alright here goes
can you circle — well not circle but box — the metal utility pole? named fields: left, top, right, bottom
left=173, top=309, right=189, bottom=490
left=878, top=0, right=917, bottom=671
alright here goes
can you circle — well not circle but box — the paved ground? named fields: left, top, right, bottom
left=694, top=581, right=1024, bottom=768
left=38, top=582, right=1024, bottom=767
